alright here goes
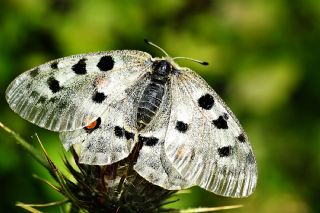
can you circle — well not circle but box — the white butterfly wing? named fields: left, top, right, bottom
left=164, top=69, right=257, bottom=197
left=133, top=84, right=192, bottom=189
left=6, top=50, right=151, bottom=132
left=59, top=76, right=150, bottom=165
left=135, top=139, right=192, bottom=190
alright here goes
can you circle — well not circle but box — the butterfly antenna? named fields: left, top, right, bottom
left=172, top=56, right=209, bottom=66
left=144, top=39, right=169, bottom=57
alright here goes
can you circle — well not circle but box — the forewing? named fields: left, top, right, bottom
left=6, top=50, right=151, bottom=132
left=59, top=76, right=148, bottom=165
left=134, top=84, right=191, bottom=189
left=164, top=69, right=257, bottom=197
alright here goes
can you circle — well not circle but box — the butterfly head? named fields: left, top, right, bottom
left=150, top=59, right=181, bottom=83
left=152, top=60, right=174, bottom=76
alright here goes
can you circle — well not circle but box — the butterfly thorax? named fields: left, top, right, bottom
left=137, top=60, right=173, bottom=130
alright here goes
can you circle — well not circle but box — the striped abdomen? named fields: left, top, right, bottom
left=137, top=82, right=165, bottom=129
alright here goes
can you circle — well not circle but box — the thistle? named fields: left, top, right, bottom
left=49, top=147, right=177, bottom=212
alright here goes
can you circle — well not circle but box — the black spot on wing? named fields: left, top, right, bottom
left=139, top=135, right=159, bottom=146
left=218, top=146, right=232, bottom=157
left=50, top=61, right=58, bottom=69
left=92, top=91, right=106, bottom=103
left=124, top=130, right=134, bottom=140
left=212, top=116, right=228, bottom=129
left=97, top=55, right=114, bottom=71
left=29, top=68, right=39, bottom=77
left=237, top=133, right=246, bottom=143
left=47, top=77, right=62, bottom=93
left=198, top=93, right=214, bottom=110
left=38, top=96, right=47, bottom=104
left=175, top=121, right=188, bottom=133
left=72, top=58, right=87, bottom=74
left=114, top=126, right=124, bottom=138
left=114, top=126, right=135, bottom=140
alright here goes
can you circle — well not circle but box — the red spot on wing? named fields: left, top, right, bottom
left=85, top=120, right=98, bottom=129
left=84, top=117, right=101, bottom=133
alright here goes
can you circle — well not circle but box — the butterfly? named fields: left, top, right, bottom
left=5, top=40, right=257, bottom=198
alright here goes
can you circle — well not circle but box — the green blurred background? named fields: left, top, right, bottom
left=1, top=0, right=319, bottom=212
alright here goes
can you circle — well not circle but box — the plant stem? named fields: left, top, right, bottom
left=0, top=121, right=49, bottom=170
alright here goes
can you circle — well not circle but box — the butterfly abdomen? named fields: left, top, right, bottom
left=137, top=82, right=165, bottom=129
left=137, top=60, right=172, bottom=129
